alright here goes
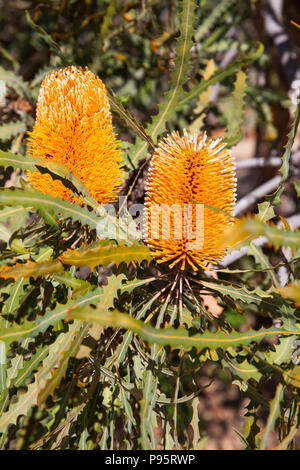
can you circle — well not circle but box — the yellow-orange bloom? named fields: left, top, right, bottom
left=144, top=130, right=236, bottom=270
left=27, top=66, right=123, bottom=204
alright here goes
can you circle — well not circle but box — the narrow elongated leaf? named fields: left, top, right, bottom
left=0, top=66, right=31, bottom=99
left=199, top=280, right=276, bottom=309
left=180, top=43, right=263, bottom=107
left=0, top=122, right=26, bottom=142
left=274, top=423, right=298, bottom=450
left=224, top=69, right=248, bottom=147
left=59, top=241, right=151, bottom=269
left=0, top=287, right=104, bottom=345
left=224, top=356, right=264, bottom=384
left=0, top=188, right=99, bottom=229
left=191, top=397, right=201, bottom=449
left=37, top=321, right=88, bottom=405
left=221, top=217, right=300, bottom=250
left=257, top=201, right=276, bottom=223
left=52, top=273, right=92, bottom=296
left=247, top=243, right=279, bottom=287
left=0, top=206, right=29, bottom=224
left=34, top=160, right=93, bottom=200
left=129, top=42, right=263, bottom=168
left=0, top=150, right=93, bottom=203
left=0, top=260, right=63, bottom=280
left=266, top=312, right=298, bottom=366
left=1, top=278, right=27, bottom=328
left=279, top=283, right=300, bottom=306
left=189, top=59, right=215, bottom=131
left=260, top=383, right=284, bottom=450
left=0, top=376, right=39, bottom=432
left=9, top=344, right=48, bottom=390
left=0, top=187, right=136, bottom=239
left=108, top=90, right=155, bottom=150
left=195, top=0, right=236, bottom=42
left=128, top=0, right=196, bottom=167
left=0, top=242, right=151, bottom=281
left=280, top=102, right=300, bottom=182
left=25, top=10, right=68, bottom=63
left=0, top=342, right=6, bottom=392
left=140, top=368, right=157, bottom=449
left=0, top=277, right=125, bottom=431
left=68, top=307, right=299, bottom=352
left=0, top=322, right=84, bottom=430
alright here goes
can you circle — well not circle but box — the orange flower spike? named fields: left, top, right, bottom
left=27, top=66, right=123, bottom=204
left=144, top=130, right=237, bottom=270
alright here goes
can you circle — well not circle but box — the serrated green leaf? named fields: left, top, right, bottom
left=0, top=187, right=138, bottom=240
left=224, top=69, right=248, bottom=147
left=0, top=188, right=98, bottom=229
left=189, top=59, right=215, bottom=131
left=180, top=43, right=263, bottom=108
left=68, top=306, right=299, bottom=352
left=0, top=286, right=103, bottom=345
left=0, top=66, right=31, bottom=99
left=1, top=278, right=27, bottom=327
left=33, top=160, right=94, bottom=201
left=274, top=423, right=298, bottom=450
left=9, top=344, right=48, bottom=389
left=0, top=259, right=63, bottom=281
left=257, top=201, right=276, bottom=223
left=0, top=274, right=124, bottom=432
left=191, top=397, right=201, bottom=449
left=128, top=0, right=197, bottom=167
left=280, top=102, right=300, bottom=182
left=195, top=0, right=237, bottom=42
left=259, top=383, right=284, bottom=450
left=225, top=218, right=300, bottom=249
left=0, top=150, right=95, bottom=206
left=279, top=283, right=300, bottom=306
left=224, top=356, right=263, bottom=384
left=59, top=241, right=151, bottom=269
left=247, top=243, right=279, bottom=287
left=0, top=375, right=39, bottom=432
left=0, top=122, right=27, bottom=142
left=0, top=342, right=6, bottom=392
left=108, top=89, right=155, bottom=150
left=52, top=273, right=92, bottom=297
left=199, top=280, right=276, bottom=309
left=25, top=10, right=68, bottom=64
left=266, top=315, right=298, bottom=366
left=37, top=321, right=88, bottom=405
left=0, top=206, right=29, bottom=247
left=0, top=323, right=83, bottom=432
left=226, top=201, right=276, bottom=253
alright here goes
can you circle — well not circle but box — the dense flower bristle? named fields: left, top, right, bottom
left=27, top=66, right=123, bottom=204
left=144, top=130, right=236, bottom=270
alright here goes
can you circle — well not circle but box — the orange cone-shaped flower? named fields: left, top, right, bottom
left=144, top=130, right=236, bottom=270
left=27, top=66, right=123, bottom=204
